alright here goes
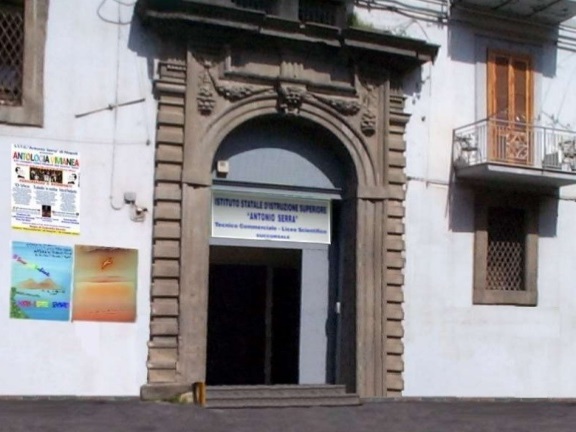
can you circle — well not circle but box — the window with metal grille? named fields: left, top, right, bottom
left=0, top=0, right=48, bottom=126
left=0, top=1, right=24, bottom=106
left=473, top=194, right=538, bottom=306
left=299, top=0, right=338, bottom=26
left=486, top=207, right=525, bottom=291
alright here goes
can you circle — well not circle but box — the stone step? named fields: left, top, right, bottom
left=206, top=393, right=360, bottom=409
left=207, top=384, right=348, bottom=399
left=205, top=385, right=359, bottom=408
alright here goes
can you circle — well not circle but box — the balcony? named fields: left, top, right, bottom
left=453, top=119, right=576, bottom=189
left=451, top=0, right=576, bottom=25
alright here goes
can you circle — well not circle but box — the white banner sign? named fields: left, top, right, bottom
left=11, top=144, right=80, bottom=235
left=212, top=191, right=331, bottom=244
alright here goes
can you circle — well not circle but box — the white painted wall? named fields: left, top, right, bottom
left=0, top=0, right=157, bottom=395
left=6, top=0, right=576, bottom=399
left=357, top=2, right=576, bottom=397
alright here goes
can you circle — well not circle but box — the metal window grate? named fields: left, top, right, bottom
left=232, top=0, right=270, bottom=12
left=0, top=2, right=24, bottom=106
left=486, top=207, right=526, bottom=291
left=299, top=0, right=338, bottom=26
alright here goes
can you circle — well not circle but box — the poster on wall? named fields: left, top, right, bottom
left=72, top=245, right=138, bottom=323
left=10, top=242, right=73, bottom=321
left=212, top=191, right=331, bottom=244
left=11, top=143, right=80, bottom=235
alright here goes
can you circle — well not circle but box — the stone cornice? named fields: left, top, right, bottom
left=136, top=0, right=438, bottom=72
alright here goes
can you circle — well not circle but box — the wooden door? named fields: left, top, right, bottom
left=487, top=50, right=533, bottom=165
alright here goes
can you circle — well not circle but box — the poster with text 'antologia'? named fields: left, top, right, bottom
left=11, top=144, right=80, bottom=235
left=10, top=242, right=73, bottom=321
left=72, top=245, right=138, bottom=322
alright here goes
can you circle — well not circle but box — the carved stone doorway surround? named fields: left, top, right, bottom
left=139, top=20, right=437, bottom=401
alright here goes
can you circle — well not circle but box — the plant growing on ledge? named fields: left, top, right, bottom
left=347, top=12, right=375, bottom=30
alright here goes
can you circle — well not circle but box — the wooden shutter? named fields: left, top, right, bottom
left=512, top=58, right=530, bottom=123
left=487, top=50, right=533, bottom=124
left=487, top=50, right=534, bottom=164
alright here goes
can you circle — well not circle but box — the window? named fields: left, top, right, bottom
left=0, top=0, right=47, bottom=126
left=487, top=50, right=534, bottom=165
left=0, top=1, right=24, bottom=106
left=473, top=193, right=538, bottom=306
left=299, top=0, right=339, bottom=25
left=229, top=0, right=347, bottom=27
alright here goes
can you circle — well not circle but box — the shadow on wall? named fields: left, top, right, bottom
left=126, top=7, right=164, bottom=83
left=401, top=65, right=427, bottom=101
left=447, top=11, right=558, bottom=80
left=447, top=180, right=559, bottom=238
left=447, top=182, right=475, bottom=233
left=539, top=195, right=559, bottom=238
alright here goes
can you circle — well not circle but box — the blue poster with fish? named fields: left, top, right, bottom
left=10, top=241, right=73, bottom=321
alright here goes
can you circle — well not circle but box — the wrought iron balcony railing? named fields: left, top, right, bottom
left=453, top=119, right=576, bottom=173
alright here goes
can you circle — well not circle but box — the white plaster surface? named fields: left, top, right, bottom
left=5, top=0, right=576, bottom=399
left=0, top=0, right=157, bottom=395
left=356, top=3, right=576, bottom=397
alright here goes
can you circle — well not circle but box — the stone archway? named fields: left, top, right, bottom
left=143, top=42, right=410, bottom=401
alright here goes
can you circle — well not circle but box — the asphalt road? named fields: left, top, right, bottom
left=1, top=399, right=576, bottom=432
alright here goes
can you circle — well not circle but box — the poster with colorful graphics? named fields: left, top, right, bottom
left=72, top=245, right=138, bottom=322
left=11, top=143, right=80, bottom=235
left=10, top=242, right=73, bottom=321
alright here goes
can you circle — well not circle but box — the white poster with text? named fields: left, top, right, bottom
left=212, top=191, right=331, bottom=244
left=11, top=144, right=80, bottom=235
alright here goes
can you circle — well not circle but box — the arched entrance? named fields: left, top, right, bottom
left=206, top=116, right=356, bottom=386
left=173, top=80, right=394, bottom=397
left=142, top=35, right=421, bottom=400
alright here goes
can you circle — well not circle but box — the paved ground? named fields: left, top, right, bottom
left=2, top=399, right=576, bottom=432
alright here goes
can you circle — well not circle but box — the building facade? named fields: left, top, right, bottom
left=365, top=0, right=576, bottom=398
left=1, top=0, right=157, bottom=396
left=2, top=0, right=576, bottom=402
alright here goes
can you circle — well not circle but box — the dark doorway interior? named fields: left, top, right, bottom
left=271, top=267, right=300, bottom=384
left=207, top=264, right=267, bottom=385
left=207, top=247, right=301, bottom=386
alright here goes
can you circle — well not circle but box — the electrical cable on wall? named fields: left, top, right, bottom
left=75, top=98, right=146, bottom=118
left=97, top=0, right=136, bottom=25
left=354, top=0, right=449, bottom=23
left=356, top=1, right=576, bottom=53
left=406, top=176, right=576, bottom=202
left=89, top=0, right=154, bottom=210
left=108, top=0, right=126, bottom=210
left=0, top=132, right=146, bottom=146
left=136, top=30, right=153, bottom=148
